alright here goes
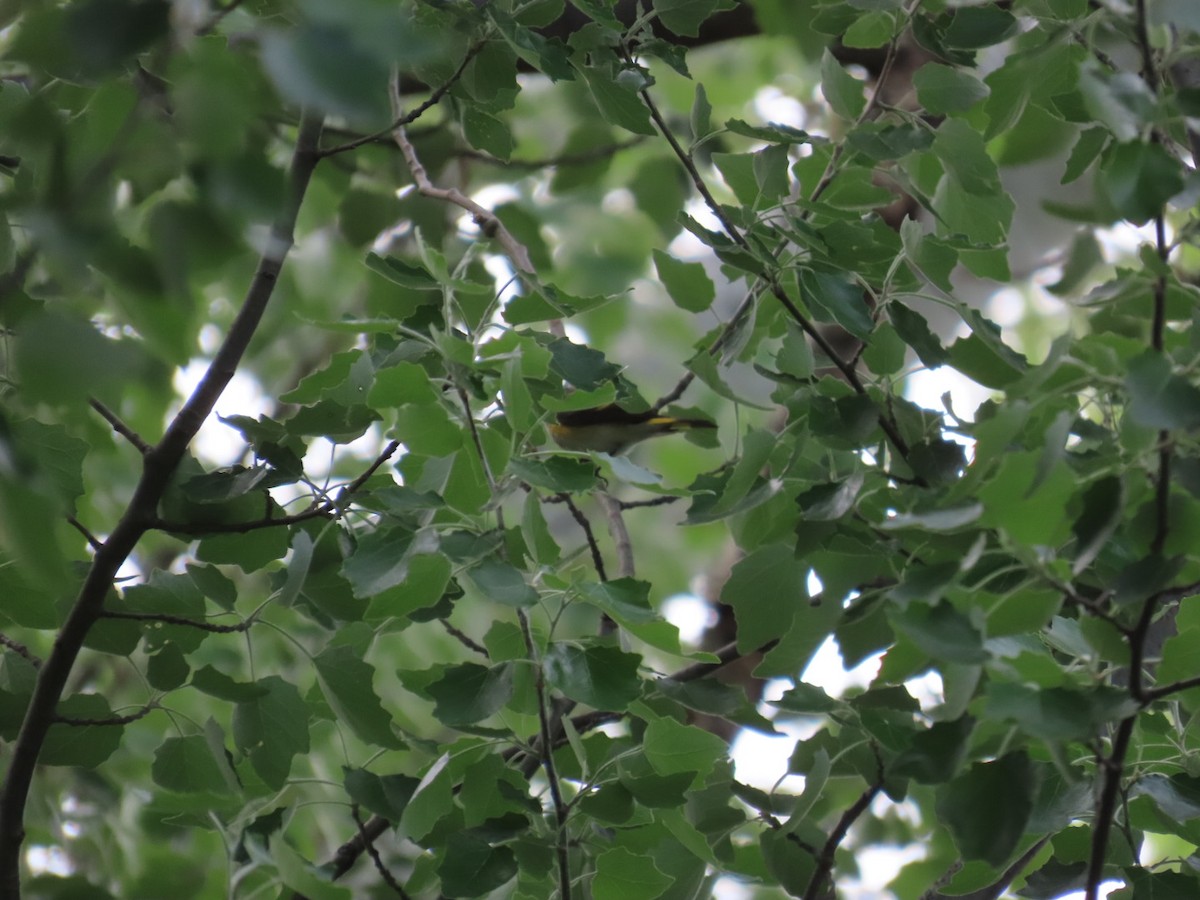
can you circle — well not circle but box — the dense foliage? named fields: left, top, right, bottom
left=3, top=0, right=1200, bottom=897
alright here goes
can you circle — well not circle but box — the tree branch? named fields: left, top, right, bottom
left=99, top=610, right=254, bottom=634
left=631, top=51, right=915, bottom=464
left=389, top=76, right=535, bottom=276
left=0, top=634, right=41, bottom=669
left=320, top=43, right=485, bottom=158
left=557, top=493, right=607, bottom=582
left=90, top=397, right=151, bottom=455
left=351, top=805, right=411, bottom=899
left=0, top=110, right=325, bottom=895
left=803, top=763, right=884, bottom=900
left=54, top=702, right=157, bottom=727
left=519, top=610, right=572, bottom=900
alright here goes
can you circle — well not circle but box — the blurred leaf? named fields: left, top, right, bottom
left=914, top=63, right=990, bottom=114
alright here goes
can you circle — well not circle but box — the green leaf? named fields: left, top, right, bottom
left=341, top=527, right=415, bottom=598
left=152, top=735, right=234, bottom=795
left=656, top=677, right=776, bottom=734
left=233, top=676, right=310, bottom=790
left=914, top=62, right=990, bottom=114
left=427, top=662, right=516, bottom=725
left=720, top=543, right=806, bottom=652
left=1071, top=475, right=1123, bottom=575
left=936, top=752, right=1034, bottom=865
left=653, top=249, right=715, bottom=313
left=889, top=600, right=988, bottom=664
left=943, top=6, right=1018, bottom=48
left=467, top=558, right=539, bottom=607
left=40, top=694, right=124, bottom=767
left=984, top=683, right=1138, bottom=742
left=1099, top=141, right=1186, bottom=225
left=821, top=49, right=866, bottom=120
left=643, top=715, right=729, bottom=778
left=891, top=716, right=974, bottom=784
left=439, top=834, right=518, bottom=898
left=313, top=645, right=403, bottom=749
left=543, top=643, right=643, bottom=710
left=656, top=0, right=732, bottom=38
left=843, top=10, right=900, bottom=48
left=689, top=82, right=712, bottom=140
left=547, top=337, right=622, bottom=391
left=146, top=643, right=190, bottom=691
left=363, top=252, right=440, bottom=290
left=400, top=753, right=456, bottom=841
left=888, top=301, right=950, bottom=368
left=725, top=118, right=813, bottom=144
left=191, top=665, right=268, bottom=702
left=581, top=66, right=656, bottom=136
left=932, top=117, right=1000, bottom=195
left=461, top=106, right=514, bottom=160
left=1125, top=352, right=1200, bottom=429
left=798, top=268, right=874, bottom=340
left=260, top=23, right=391, bottom=129
left=592, top=846, right=673, bottom=900
left=508, top=456, right=601, bottom=492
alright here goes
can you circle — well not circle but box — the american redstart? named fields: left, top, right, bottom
left=548, top=404, right=716, bottom=454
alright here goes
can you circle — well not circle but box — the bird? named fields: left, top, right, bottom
left=548, top=404, right=716, bottom=455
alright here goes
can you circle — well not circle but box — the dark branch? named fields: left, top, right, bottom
left=0, top=111, right=326, bottom=893
left=320, top=43, right=485, bottom=158
left=351, top=805, right=411, bottom=899
left=54, top=703, right=156, bottom=727
left=803, top=760, right=884, bottom=900
left=99, top=610, right=254, bottom=634
left=66, top=516, right=103, bottom=552
left=0, top=634, right=41, bottom=669
left=557, top=493, right=607, bottom=582
left=90, top=398, right=152, bottom=455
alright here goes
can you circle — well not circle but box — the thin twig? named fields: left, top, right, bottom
left=351, top=805, right=411, bottom=899
left=148, top=439, right=401, bottom=535
left=518, top=610, right=572, bottom=900
left=442, top=620, right=489, bottom=657
left=99, top=610, right=254, bottom=634
left=618, top=495, right=679, bottom=510
left=146, top=508, right=332, bottom=535
left=557, top=493, right=607, bottom=582
left=322, top=814, right=391, bottom=885
left=89, top=398, right=151, bottom=455
left=597, top=494, right=633, bottom=579
left=54, top=702, right=157, bottom=727
left=321, top=43, right=486, bottom=158
left=803, top=759, right=884, bottom=900
left=632, top=52, right=914, bottom=463
left=455, top=138, right=644, bottom=168
left=389, top=75, right=535, bottom=276
left=1086, top=717, right=1134, bottom=900
left=340, top=440, right=402, bottom=497
left=66, top=516, right=102, bottom=551
left=0, top=634, right=41, bottom=669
